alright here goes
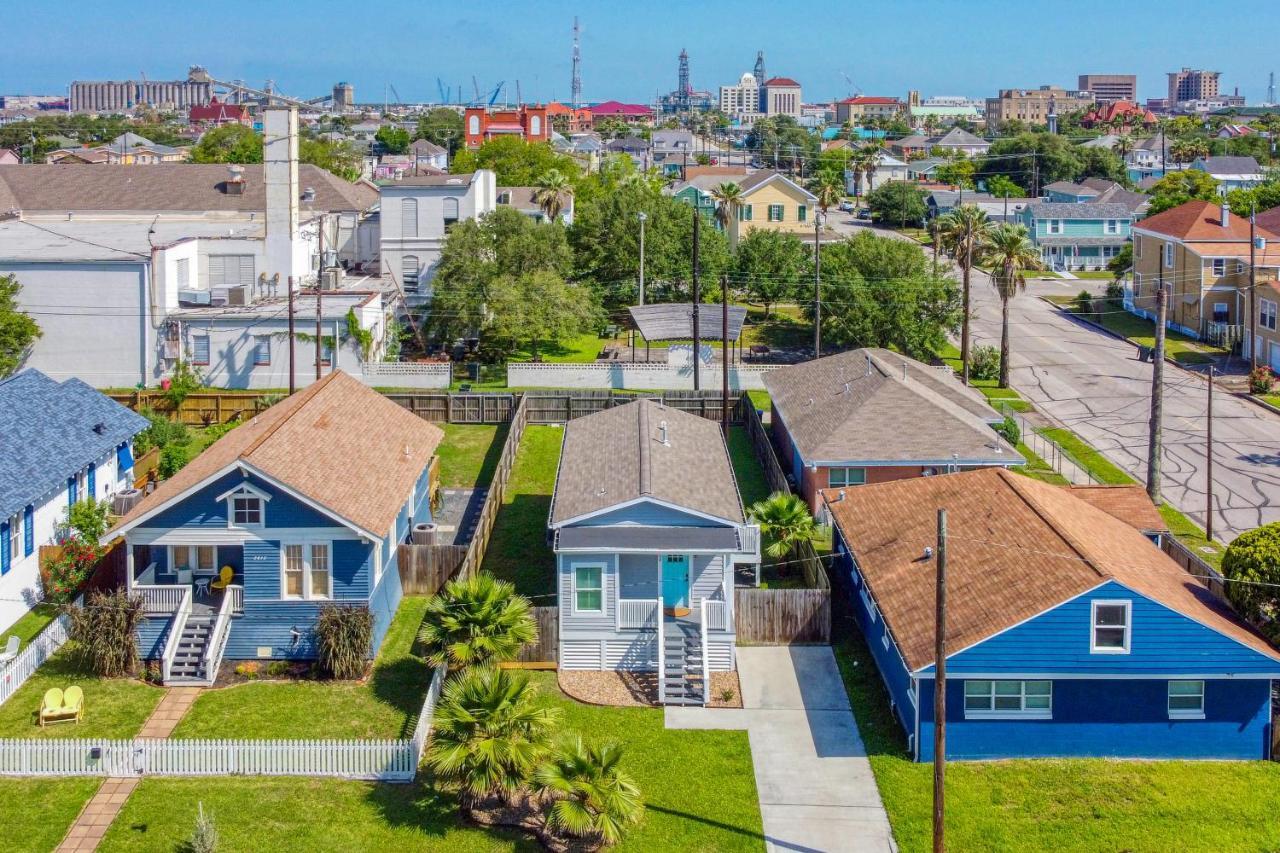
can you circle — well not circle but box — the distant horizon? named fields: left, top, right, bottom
left=2, top=0, right=1276, bottom=107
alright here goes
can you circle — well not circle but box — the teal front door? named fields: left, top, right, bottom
left=662, top=554, right=690, bottom=608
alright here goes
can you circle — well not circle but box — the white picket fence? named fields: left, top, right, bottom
left=411, top=663, right=447, bottom=762
left=0, top=614, right=71, bottom=708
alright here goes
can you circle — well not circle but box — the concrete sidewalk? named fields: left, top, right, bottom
left=667, top=647, right=895, bottom=852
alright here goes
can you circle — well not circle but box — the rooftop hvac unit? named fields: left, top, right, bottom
left=177, top=289, right=211, bottom=306
left=210, top=288, right=230, bottom=306
left=321, top=267, right=343, bottom=291
left=226, top=285, right=250, bottom=306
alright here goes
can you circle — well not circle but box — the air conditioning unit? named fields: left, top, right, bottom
left=226, top=285, right=250, bottom=306
left=210, top=287, right=230, bottom=306
left=322, top=267, right=343, bottom=291
left=177, top=289, right=211, bottom=306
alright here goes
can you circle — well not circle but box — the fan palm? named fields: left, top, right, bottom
left=811, top=171, right=843, bottom=216
left=984, top=223, right=1042, bottom=388
left=416, top=573, right=538, bottom=669
left=710, top=181, right=744, bottom=231
left=533, top=169, right=573, bottom=222
left=937, top=204, right=994, bottom=385
left=748, top=491, right=817, bottom=563
left=537, top=737, right=643, bottom=847
left=856, top=142, right=884, bottom=195
left=427, top=666, right=558, bottom=807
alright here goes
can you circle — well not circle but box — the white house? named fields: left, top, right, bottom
left=1191, top=156, right=1267, bottom=193
left=844, top=151, right=909, bottom=197
left=0, top=370, right=148, bottom=633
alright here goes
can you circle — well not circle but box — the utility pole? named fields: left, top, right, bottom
left=287, top=277, right=296, bottom=394
left=1146, top=283, right=1167, bottom=503
left=721, top=274, right=730, bottom=434
left=933, top=508, right=948, bottom=853
left=638, top=212, right=647, bottom=305
left=315, top=214, right=325, bottom=381
left=1249, top=203, right=1258, bottom=371
left=814, top=211, right=822, bottom=359
left=1206, top=365, right=1215, bottom=541
left=692, top=209, right=701, bottom=390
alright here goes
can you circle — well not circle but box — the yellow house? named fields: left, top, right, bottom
left=728, top=170, right=818, bottom=245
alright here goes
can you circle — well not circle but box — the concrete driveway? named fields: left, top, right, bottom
left=667, top=647, right=895, bottom=852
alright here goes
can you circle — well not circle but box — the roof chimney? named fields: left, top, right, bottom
left=1221, top=201, right=1230, bottom=228
left=225, top=164, right=245, bottom=195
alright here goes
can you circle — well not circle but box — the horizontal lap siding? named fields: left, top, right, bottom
left=137, top=616, right=172, bottom=660
left=147, top=472, right=335, bottom=530
left=559, top=553, right=616, bottom=633
left=576, top=502, right=721, bottom=527
left=369, top=560, right=404, bottom=656
left=691, top=554, right=725, bottom=605
left=618, top=553, right=658, bottom=599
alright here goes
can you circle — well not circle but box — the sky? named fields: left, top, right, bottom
left=4, top=0, right=1277, bottom=106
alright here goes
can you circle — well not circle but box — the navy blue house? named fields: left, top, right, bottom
left=824, top=468, right=1280, bottom=762
left=105, top=371, right=443, bottom=684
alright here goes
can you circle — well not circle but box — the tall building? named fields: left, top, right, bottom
left=985, top=86, right=1093, bottom=125
left=1078, top=74, right=1137, bottom=103
left=1168, top=69, right=1220, bottom=103
left=657, top=48, right=715, bottom=114
left=69, top=76, right=212, bottom=113
left=719, top=73, right=762, bottom=120
left=463, top=105, right=550, bottom=148
left=332, top=82, right=354, bottom=112
left=762, top=77, right=802, bottom=118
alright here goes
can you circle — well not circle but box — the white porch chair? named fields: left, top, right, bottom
left=0, top=636, right=19, bottom=667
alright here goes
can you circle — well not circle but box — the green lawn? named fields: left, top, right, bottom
left=0, top=645, right=165, bottom=739
left=172, top=596, right=432, bottom=740
left=1159, top=504, right=1226, bottom=569
left=437, top=423, right=509, bottom=490
left=937, top=342, right=1030, bottom=413
left=746, top=389, right=771, bottom=412
left=1069, top=270, right=1118, bottom=280
left=0, top=778, right=101, bottom=853
left=727, top=427, right=772, bottom=509
left=1013, top=441, right=1069, bottom=486
left=1035, top=427, right=1137, bottom=486
left=1259, top=394, right=1280, bottom=409
left=834, top=631, right=1280, bottom=853
left=509, top=331, right=620, bottom=364
left=0, top=603, right=59, bottom=647
left=1063, top=302, right=1226, bottom=366
left=479, top=425, right=563, bottom=601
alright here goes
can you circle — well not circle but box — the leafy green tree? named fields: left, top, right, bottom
left=746, top=116, right=820, bottom=172
left=938, top=205, right=995, bottom=385
left=485, top=270, right=601, bottom=360
left=1226, top=174, right=1280, bottom=215
left=191, top=124, right=262, bottom=164
left=1147, top=170, right=1221, bottom=215
left=979, top=132, right=1082, bottom=193
left=0, top=274, right=41, bottom=378
left=415, top=108, right=464, bottom=154
left=985, top=174, right=1022, bottom=199
left=374, top=125, right=411, bottom=154
left=1077, top=146, right=1129, bottom=184
left=299, top=135, right=362, bottom=181
left=452, top=136, right=579, bottom=185
left=1168, top=137, right=1210, bottom=165
left=1221, top=522, right=1280, bottom=639
left=417, top=574, right=539, bottom=669
left=537, top=737, right=644, bottom=847
left=865, top=181, right=927, bottom=227
left=1108, top=243, right=1134, bottom=279
left=935, top=158, right=976, bottom=189
left=735, top=230, right=809, bottom=318
left=984, top=223, right=1041, bottom=388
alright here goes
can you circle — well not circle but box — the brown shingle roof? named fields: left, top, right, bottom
left=110, top=372, right=442, bottom=537
left=549, top=399, right=744, bottom=526
left=763, top=349, right=1014, bottom=465
left=1135, top=199, right=1280, bottom=243
left=823, top=468, right=1279, bottom=671
left=1064, top=484, right=1169, bottom=532
left=0, top=164, right=376, bottom=214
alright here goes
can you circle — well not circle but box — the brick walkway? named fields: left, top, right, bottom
left=53, top=687, right=202, bottom=851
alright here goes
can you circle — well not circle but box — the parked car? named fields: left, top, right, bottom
left=839, top=200, right=854, bottom=212
left=856, top=208, right=872, bottom=220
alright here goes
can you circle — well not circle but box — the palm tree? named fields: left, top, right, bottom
left=937, top=204, right=994, bottom=385
left=533, top=169, right=573, bottom=222
left=710, top=181, right=744, bottom=232
left=748, top=492, right=817, bottom=566
left=416, top=573, right=538, bottom=669
left=811, top=171, right=843, bottom=217
left=984, top=223, right=1042, bottom=388
left=855, top=143, right=883, bottom=196
left=427, top=666, right=558, bottom=809
left=537, top=737, right=643, bottom=847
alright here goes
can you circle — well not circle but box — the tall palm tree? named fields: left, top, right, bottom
left=984, top=223, right=1042, bottom=389
left=537, top=737, right=643, bottom=847
left=710, top=181, right=744, bottom=232
left=427, top=666, right=558, bottom=809
left=811, top=171, right=843, bottom=217
left=856, top=143, right=883, bottom=196
left=533, top=169, right=573, bottom=222
left=748, top=492, right=817, bottom=566
left=417, top=573, right=538, bottom=669
left=937, top=204, right=994, bottom=385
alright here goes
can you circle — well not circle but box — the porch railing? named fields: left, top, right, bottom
left=136, top=581, right=186, bottom=615
left=699, top=599, right=711, bottom=707
left=160, top=588, right=192, bottom=684
left=656, top=597, right=665, bottom=695
left=200, top=589, right=236, bottom=686
left=738, top=525, right=761, bottom=560
left=228, top=584, right=245, bottom=615
left=616, top=598, right=659, bottom=630
left=704, top=598, right=729, bottom=632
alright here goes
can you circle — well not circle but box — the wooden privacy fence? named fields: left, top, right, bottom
left=1162, top=537, right=1228, bottom=603
left=523, top=389, right=746, bottom=425
left=107, top=391, right=271, bottom=426
left=0, top=614, right=70, bottom=708
left=738, top=396, right=790, bottom=495
left=795, top=540, right=831, bottom=591
left=453, top=395, right=529, bottom=581
left=735, top=588, right=831, bottom=645
left=383, top=393, right=515, bottom=424
left=396, top=544, right=468, bottom=595
left=508, top=607, right=559, bottom=667
left=38, top=540, right=126, bottom=598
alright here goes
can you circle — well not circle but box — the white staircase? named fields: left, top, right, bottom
left=660, top=621, right=706, bottom=706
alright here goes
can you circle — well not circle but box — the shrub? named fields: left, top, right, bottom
left=536, top=737, right=643, bottom=847
left=969, top=344, right=1000, bottom=381
left=994, top=415, right=1020, bottom=446
left=718, top=687, right=736, bottom=703
left=41, top=537, right=104, bottom=603
left=1073, top=289, right=1095, bottom=316
left=133, top=409, right=189, bottom=457
left=265, top=661, right=291, bottom=678
left=163, top=360, right=205, bottom=409
left=1105, top=280, right=1125, bottom=301
left=158, top=444, right=189, bottom=479
left=234, top=662, right=260, bottom=679
left=314, top=604, right=373, bottom=679
left=418, top=573, right=538, bottom=669
left=1250, top=366, right=1276, bottom=395
left=65, top=498, right=110, bottom=542
left=66, top=588, right=145, bottom=677
left=1222, top=522, right=1280, bottom=638
left=184, top=802, right=218, bottom=853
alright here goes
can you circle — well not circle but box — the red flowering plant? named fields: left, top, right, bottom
left=41, top=536, right=104, bottom=604
left=1250, top=365, right=1276, bottom=396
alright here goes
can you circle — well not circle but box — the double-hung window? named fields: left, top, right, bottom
left=828, top=467, right=867, bottom=488
left=767, top=204, right=784, bottom=222
left=253, top=335, right=271, bottom=367
left=1261, top=298, right=1278, bottom=331
left=1091, top=600, right=1131, bottom=653
left=1164, top=242, right=1174, bottom=268
left=1104, top=219, right=1120, bottom=235
left=1211, top=258, right=1226, bottom=277
left=1046, top=219, right=1063, bottom=235
left=171, top=545, right=215, bottom=574
left=282, top=543, right=331, bottom=600
left=797, top=205, right=807, bottom=223
left=401, top=198, right=418, bottom=238
left=738, top=204, right=753, bottom=222
left=573, top=564, right=603, bottom=613
left=191, top=334, right=210, bottom=366
left=1168, top=680, right=1205, bottom=719
left=9, top=513, right=22, bottom=564
left=963, top=680, right=1052, bottom=718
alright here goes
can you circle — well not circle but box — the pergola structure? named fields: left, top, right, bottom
left=624, top=303, right=748, bottom=363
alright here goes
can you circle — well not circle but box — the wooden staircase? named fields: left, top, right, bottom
left=660, top=621, right=706, bottom=706
left=166, top=615, right=214, bottom=684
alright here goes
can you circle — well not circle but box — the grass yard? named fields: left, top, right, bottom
left=1259, top=393, right=1280, bottom=409
left=0, top=778, right=102, bottom=853
left=937, top=342, right=1030, bottom=413
left=727, top=427, right=772, bottom=509
left=437, top=423, right=509, bottom=490
left=0, top=603, right=59, bottom=647
left=1013, top=441, right=1069, bottom=486
left=1036, top=426, right=1137, bottom=486
left=1059, top=301, right=1227, bottom=366
left=478, top=425, right=563, bottom=601
left=172, top=596, right=432, bottom=740
left=1159, top=503, right=1226, bottom=569
left=1069, top=269, right=1118, bottom=280
left=0, top=645, right=165, bottom=739
left=833, top=631, right=1280, bottom=852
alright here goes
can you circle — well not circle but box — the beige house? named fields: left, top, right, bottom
left=726, top=170, right=818, bottom=245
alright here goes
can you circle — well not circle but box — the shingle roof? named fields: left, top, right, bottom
left=934, top=127, right=988, bottom=147
left=1064, top=484, right=1169, bottom=532
left=824, top=468, right=1280, bottom=672
left=762, top=349, right=1016, bottom=466
left=0, top=370, right=149, bottom=521
left=1026, top=201, right=1133, bottom=219
left=1136, top=199, right=1280, bottom=242
left=549, top=399, right=744, bottom=526
left=627, top=303, right=747, bottom=342
left=0, top=164, right=377, bottom=214
left=737, top=169, right=817, bottom=199
left=1196, top=155, right=1264, bottom=175
left=109, top=371, right=443, bottom=538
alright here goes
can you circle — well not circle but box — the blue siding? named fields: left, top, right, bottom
left=369, top=558, right=404, bottom=655
left=917, top=677, right=1272, bottom=761
left=575, top=501, right=725, bottom=528
left=137, top=615, right=172, bottom=660
left=146, top=471, right=337, bottom=530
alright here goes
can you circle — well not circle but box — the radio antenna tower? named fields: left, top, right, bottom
left=571, top=17, right=582, bottom=107
left=1269, top=71, right=1277, bottom=106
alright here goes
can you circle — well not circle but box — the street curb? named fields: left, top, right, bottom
left=1239, top=393, right=1280, bottom=417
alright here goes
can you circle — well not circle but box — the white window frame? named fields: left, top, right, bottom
left=767, top=203, right=784, bottom=222
left=401, top=198, right=418, bottom=238
left=1104, top=219, right=1120, bottom=235
left=253, top=334, right=271, bottom=367
left=1164, top=242, right=1174, bottom=268
left=963, top=680, right=1052, bottom=720
left=1046, top=219, right=1063, bottom=235
left=217, top=482, right=272, bottom=529
left=169, top=544, right=217, bottom=575
left=8, top=513, right=21, bottom=564
left=280, top=541, right=333, bottom=600
left=1261, top=298, right=1278, bottom=331
left=1168, top=680, right=1206, bottom=720
left=1211, top=258, right=1226, bottom=277
left=572, top=562, right=605, bottom=614
left=1212, top=302, right=1229, bottom=323
left=176, top=257, right=190, bottom=289
left=1090, top=599, right=1132, bottom=654
left=191, top=334, right=211, bottom=366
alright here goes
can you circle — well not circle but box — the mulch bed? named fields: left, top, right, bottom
left=558, top=670, right=657, bottom=707
left=211, top=660, right=370, bottom=689
left=708, top=671, right=743, bottom=708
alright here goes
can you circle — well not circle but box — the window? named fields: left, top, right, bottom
left=280, top=542, right=333, bottom=600
left=8, top=514, right=18, bottom=564
left=191, top=334, right=210, bottom=366
left=1237, top=261, right=1246, bottom=274
left=283, top=544, right=304, bottom=598
left=171, top=545, right=215, bottom=573
left=573, top=564, right=603, bottom=613
left=232, top=496, right=263, bottom=526
left=1105, top=219, right=1120, bottom=235
left=738, top=204, right=753, bottom=222
left=309, top=544, right=331, bottom=600
left=1212, top=302, right=1229, bottom=323
left=443, top=197, right=459, bottom=229
left=1168, top=680, right=1205, bottom=719
left=1164, top=242, right=1174, bottom=268
left=530, top=115, right=541, bottom=136
left=828, top=467, right=867, bottom=487
left=1046, top=219, right=1063, bottom=235
left=176, top=257, right=190, bottom=289
left=468, top=114, right=480, bottom=135
left=798, top=205, right=807, bottom=223
left=401, top=198, right=418, bottom=238
left=1211, top=258, right=1226, bottom=277
left=1261, top=298, right=1278, bottom=331
left=1091, top=600, right=1131, bottom=653
left=253, top=335, right=271, bottom=367
left=1135, top=235, right=1142, bottom=258
left=402, top=255, right=420, bottom=294
left=208, top=255, right=255, bottom=288
left=963, top=680, right=1052, bottom=718
left=767, top=204, right=784, bottom=222
left=321, top=339, right=333, bottom=367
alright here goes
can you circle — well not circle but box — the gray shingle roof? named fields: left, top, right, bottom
left=1197, top=156, right=1263, bottom=174
left=549, top=399, right=744, bottom=526
left=762, top=349, right=1017, bottom=466
left=1026, top=202, right=1133, bottom=219
left=0, top=370, right=149, bottom=521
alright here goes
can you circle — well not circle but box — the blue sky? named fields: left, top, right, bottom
left=5, top=0, right=1277, bottom=105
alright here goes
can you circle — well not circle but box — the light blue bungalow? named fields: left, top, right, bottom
left=104, top=371, right=443, bottom=685
left=824, top=468, right=1280, bottom=762
left=1021, top=201, right=1133, bottom=271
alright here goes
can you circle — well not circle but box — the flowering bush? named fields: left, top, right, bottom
left=1249, top=365, right=1276, bottom=396
left=41, top=536, right=104, bottom=603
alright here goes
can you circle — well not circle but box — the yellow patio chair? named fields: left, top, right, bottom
left=61, top=685, right=84, bottom=725
left=211, top=566, right=235, bottom=592
left=38, top=687, right=63, bottom=727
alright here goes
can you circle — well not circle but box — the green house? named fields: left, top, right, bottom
left=1020, top=202, right=1133, bottom=271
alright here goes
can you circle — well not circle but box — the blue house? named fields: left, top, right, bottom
left=1021, top=201, right=1134, bottom=271
left=105, top=371, right=443, bottom=684
left=824, top=467, right=1280, bottom=761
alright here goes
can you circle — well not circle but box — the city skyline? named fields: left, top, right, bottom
left=3, top=0, right=1277, bottom=106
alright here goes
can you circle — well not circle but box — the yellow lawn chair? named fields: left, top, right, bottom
left=211, top=566, right=235, bottom=592
left=38, top=685, right=84, bottom=727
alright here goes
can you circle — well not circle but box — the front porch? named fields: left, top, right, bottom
left=127, top=544, right=245, bottom=619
